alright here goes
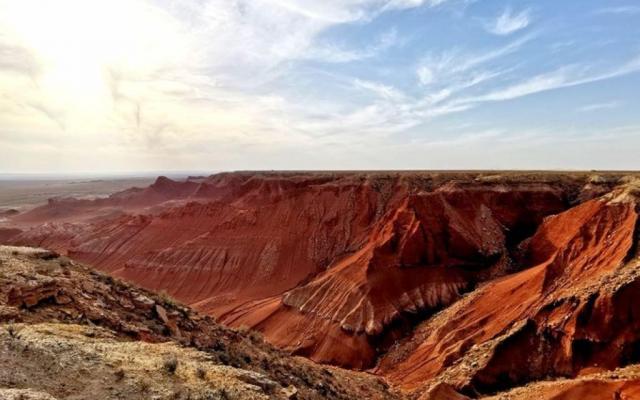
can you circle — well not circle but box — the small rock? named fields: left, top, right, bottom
left=282, top=385, right=298, bottom=399
left=235, top=370, right=278, bottom=394
left=155, top=304, right=181, bottom=337
left=132, top=294, right=155, bottom=310
left=55, top=294, right=73, bottom=305
left=155, top=304, right=170, bottom=325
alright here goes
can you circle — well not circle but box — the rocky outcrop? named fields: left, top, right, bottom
left=5, top=173, right=578, bottom=368
left=223, top=183, right=569, bottom=368
left=0, top=246, right=397, bottom=400
left=377, top=189, right=640, bottom=398
left=480, top=364, right=640, bottom=400
left=3, top=172, right=640, bottom=399
left=1, top=323, right=283, bottom=400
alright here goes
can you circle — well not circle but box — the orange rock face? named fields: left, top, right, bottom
left=3, top=171, right=640, bottom=399
left=378, top=196, right=640, bottom=395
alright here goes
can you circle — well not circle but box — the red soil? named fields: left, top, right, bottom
left=529, top=379, right=640, bottom=400
left=3, top=171, right=640, bottom=398
left=378, top=196, right=639, bottom=395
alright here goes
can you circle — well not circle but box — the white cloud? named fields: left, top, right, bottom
left=467, top=55, right=640, bottom=103
left=384, top=0, right=449, bottom=10
left=0, top=0, right=639, bottom=172
left=415, top=33, right=533, bottom=87
left=0, top=0, right=456, bottom=172
left=486, top=7, right=531, bottom=35
left=417, top=66, right=435, bottom=85
left=303, top=28, right=399, bottom=63
left=594, top=6, right=640, bottom=16
left=324, top=34, right=536, bottom=142
left=353, top=79, right=406, bottom=101
left=474, top=67, right=571, bottom=101
left=578, top=102, right=620, bottom=112
left=259, top=0, right=367, bottom=23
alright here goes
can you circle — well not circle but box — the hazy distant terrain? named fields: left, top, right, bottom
left=0, top=177, right=156, bottom=211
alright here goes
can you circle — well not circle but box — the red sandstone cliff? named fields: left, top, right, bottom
left=3, top=171, right=640, bottom=399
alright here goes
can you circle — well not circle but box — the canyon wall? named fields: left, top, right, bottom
left=3, top=171, right=640, bottom=398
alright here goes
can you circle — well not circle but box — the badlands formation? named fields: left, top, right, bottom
left=0, top=246, right=395, bottom=400
left=2, top=171, right=640, bottom=399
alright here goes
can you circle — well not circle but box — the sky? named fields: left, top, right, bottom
left=0, top=0, right=639, bottom=173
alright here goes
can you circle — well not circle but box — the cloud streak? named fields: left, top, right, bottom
left=578, top=102, right=620, bottom=112
left=486, top=7, right=531, bottom=35
left=0, top=0, right=639, bottom=172
left=465, top=55, right=640, bottom=103
left=594, top=6, right=640, bottom=16
left=303, top=28, right=399, bottom=63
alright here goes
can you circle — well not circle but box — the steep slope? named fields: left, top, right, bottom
left=480, top=365, right=640, bottom=400
left=0, top=246, right=397, bottom=400
left=4, top=171, right=640, bottom=399
left=6, top=176, right=200, bottom=226
left=5, top=173, right=583, bottom=369
left=377, top=186, right=640, bottom=398
left=2, top=323, right=287, bottom=400
left=224, top=182, right=569, bottom=368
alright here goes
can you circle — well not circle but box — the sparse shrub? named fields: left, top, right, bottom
left=216, top=351, right=230, bottom=365
left=197, top=389, right=229, bottom=400
left=247, top=329, right=264, bottom=343
left=159, top=290, right=181, bottom=307
left=196, top=389, right=219, bottom=400
left=163, top=354, right=179, bottom=374
left=196, top=366, right=206, bottom=380
left=139, top=379, right=151, bottom=393
left=114, top=368, right=125, bottom=381
left=217, top=388, right=230, bottom=400
left=211, top=340, right=225, bottom=352
left=7, top=323, right=16, bottom=338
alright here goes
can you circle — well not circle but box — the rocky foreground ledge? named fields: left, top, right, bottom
left=0, top=246, right=397, bottom=400
left=3, top=246, right=640, bottom=400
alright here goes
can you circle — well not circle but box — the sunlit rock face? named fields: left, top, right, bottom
left=4, top=172, right=640, bottom=399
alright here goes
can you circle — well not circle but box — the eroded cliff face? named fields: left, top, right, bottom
left=0, top=246, right=397, bottom=400
left=378, top=193, right=640, bottom=397
left=3, top=171, right=640, bottom=399
left=224, top=182, right=572, bottom=369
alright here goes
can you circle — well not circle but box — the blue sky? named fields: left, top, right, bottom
left=0, top=0, right=639, bottom=172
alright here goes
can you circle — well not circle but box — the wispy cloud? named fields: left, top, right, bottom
left=415, top=33, right=533, bottom=86
left=578, top=101, right=620, bottom=112
left=466, top=55, right=640, bottom=103
left=486, top=7, right=531, bottom=35
left=0, top=43, right=41, bottom=78
left=353, top=79, right=406, bottom=101
left=549, top=40, right=575, bottom=53
left=317, top=33, right=538, bottom=140
left=0, top=0, right=639, bottom=172
left=383, top=0, right=452, bottom=11
left=303, top=28, right=399, bottom=63
left=361, top=48, right=640, bottom=142
left=594, top=6, right=640, bottom=16
left=261, top=0, right=366, bottom=23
